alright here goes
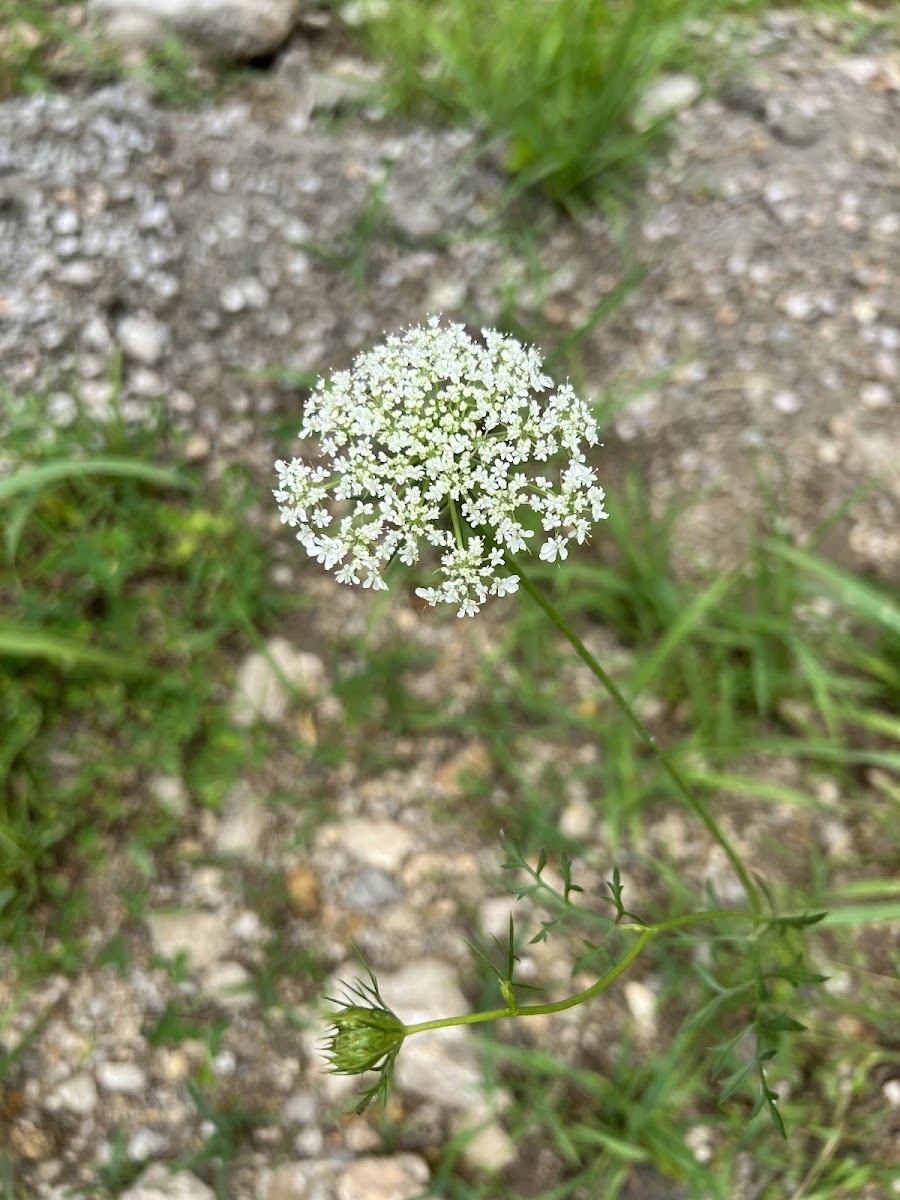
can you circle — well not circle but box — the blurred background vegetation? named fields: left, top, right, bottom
left=1, top=1, right=898, bottom=1198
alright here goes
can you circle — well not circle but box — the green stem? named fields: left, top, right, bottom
left=507, top=554, right=762, bottom=916
left=401, top=908, right=754, bottom=1035
left=448, top=498, right=464, bottom=549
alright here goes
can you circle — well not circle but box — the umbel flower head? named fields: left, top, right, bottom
left=274, top=317, right=608, bottom=617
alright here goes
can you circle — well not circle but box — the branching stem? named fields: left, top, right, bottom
left=401, top=908, right=754, bottom=1035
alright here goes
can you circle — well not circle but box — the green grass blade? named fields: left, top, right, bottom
left=0, top=621, right=144, bottom=673
left=818, top=902, right=900, bottom=927
left=768, top=541, right=900, bottom=636
left=840, top=706, right=900, bottom=740
left=687, top=770, right=818, bottom=808
left=0, top=457, right=192, bottom=504
left=628, top=571, right=734, bottom=696
left=574, top=1127, right=648, bottom=1161
left=829, top=879, right=900, bottom=900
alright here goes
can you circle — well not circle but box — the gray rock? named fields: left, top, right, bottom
left=623, top=979, right=659, bottom=1041
left=145, top=909, right=231, bottom=970
left=53, top=208, right=80, bottom=235
left=772, top=389, right=801, bottom=414
left=452, top=1116, right=517, bottom=1173
left=261, top=1162, right=336, bottom=1200
left=779, top=290, right=819, bottom=322
left=478, top=894, right=521, bottom=942
left=337, top=818, right=415, bottom=872
left=184, top=433, right=211, bottom=461
left=88, top=0, right=296, bottom=62
left=376, top=959, right=492, bottom=1111
left=309, top=59, right=382, bottom=114
left=80, top=316, right=113, bottom=352
left=836, top=56, right=882, bottom=88
left=57, top=261, right=98, bottom=287
left=220, top=281, right=247, bottom=313
left=378, top=958, right=467, bottom=1025
left=129, top=366, right=165, bottom=396
left=860, top=382, right=892, bottom=410
left=718, top=77, right=769, bottom=120
left=294, top=1127, right=325, bottom=1157
left=559, top=795, right=594, bottom=840
left=768, top=104, right=821, bottom=147
left=282, top=1088, right=318, bottom=1125
left=345, top=868, right=401, bottom=910
left=390, top=200, right=443, bottom=242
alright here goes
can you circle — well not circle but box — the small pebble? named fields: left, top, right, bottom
left=860, top=382, right=892, bottom=409
left=53, top=209, right=80, bottom=235
left=780, top=292, right=817, bottom=321
left=772, top=389, right=802, bottom=414
left=184, top=433, right=211, bottom=461
left=127, top=1127, right=168, bottom=1162
left=57, top=261, right=97, bottom=287
left=96, top=1061, right=148, bottom=1095
left=852, top=295, right=880, bottom=325
left=117, top=313, right=169, bottom=365
left=47, top=1073, right=98, bottom=1115
left=220, top=282, right=246, bottom=312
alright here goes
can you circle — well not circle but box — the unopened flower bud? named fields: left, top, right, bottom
left=323, top=1003, right=406, bottom=1077
left=321, top=973, right=407, bottom=1111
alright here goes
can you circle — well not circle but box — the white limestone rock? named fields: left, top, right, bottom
left=335, top=1154, right=432, bottom=1200
left=89, top=0, right=296, bottom=63
left=634, top=73, right=702, bottom=129
left=96, top=1060, right=149, bottom=1094
left=214, top=780, right=267, bottom=856
left=46, top=1072, right=99, bottom=1115
left=120, top=1163, right=215, bottom=1200
left=230, top=637, right=326, bottom=728
left=145, top=909, right=232, bottom=970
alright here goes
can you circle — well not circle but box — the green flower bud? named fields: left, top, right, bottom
left=323, top=1003, right=406, bottom=1077
left=321, top=971, right=407, bottom=1112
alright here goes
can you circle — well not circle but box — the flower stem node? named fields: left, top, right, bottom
left=274, top=317, right=607, bottom=617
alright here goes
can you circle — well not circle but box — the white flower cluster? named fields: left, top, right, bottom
left=273, top=318, right=607, bottom=617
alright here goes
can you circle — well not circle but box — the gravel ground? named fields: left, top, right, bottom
left=1, top=7, right=898, bottom=1198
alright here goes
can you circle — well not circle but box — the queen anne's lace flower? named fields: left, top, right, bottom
left=273, top=317, right=607, bottom=617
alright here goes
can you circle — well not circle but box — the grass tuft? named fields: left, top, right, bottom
left=357, top=0, right=714, bottom=207
left=0, top=393, right=278, bottom=957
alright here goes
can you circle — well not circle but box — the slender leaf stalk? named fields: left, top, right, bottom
left=401, top=907, right=755, bottom=1035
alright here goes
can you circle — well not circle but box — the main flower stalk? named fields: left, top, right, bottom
left=508, top=555, right=763, bottom=915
